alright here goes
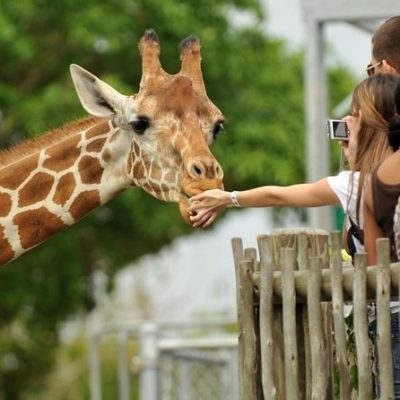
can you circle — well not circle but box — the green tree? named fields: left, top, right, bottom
left=0, top=0, right=355, bottom=397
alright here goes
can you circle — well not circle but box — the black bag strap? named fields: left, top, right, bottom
left=348, top=217, right=364, bottom=245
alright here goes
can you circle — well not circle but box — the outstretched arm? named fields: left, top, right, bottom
left=188, top=177, right=340, bottom=227
left=364, top=179, right=383, bottom=265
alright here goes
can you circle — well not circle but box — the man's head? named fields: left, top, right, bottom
left=369, top=16, right=400, bottom=76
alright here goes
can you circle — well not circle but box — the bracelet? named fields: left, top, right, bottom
left=230, top=191, right=241, bottom=207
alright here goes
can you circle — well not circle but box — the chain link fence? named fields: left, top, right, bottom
left=159, top=345, right=238, bottom=400
left=89, top=320, right=238, bottom=400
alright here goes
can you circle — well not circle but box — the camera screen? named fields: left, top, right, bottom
left=332, top=121, right=348, bottom=138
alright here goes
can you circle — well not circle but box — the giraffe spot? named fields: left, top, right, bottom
left=160, top=183, right=169, bottom=192
left=87, top=138, right=106, bottom=153
left=43, top=135, right=81, bottom=172
left=132, top=161, right=144, bottom=179
left=150, top=168, right=162, bottom=181
left=0, top=192, right=12, bottom=217
left=102, top=149, right=112, bottom=163
left=53, top=173, right=76, bottom=206
left=79, top=156, right=104, bottom=184
left=86, top=120, right=109, bottom=139
left=0, top=225, right=15, bottom=265
left=69, top=190, right=101, bottom=220
left=18, top=172, right=55, bottom=207
left=13, top=207, right=67, bottom=250
left=0, top=154, right=39, bottom=190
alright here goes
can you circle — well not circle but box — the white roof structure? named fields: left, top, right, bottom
left=300, top=1, right=400, bottom=230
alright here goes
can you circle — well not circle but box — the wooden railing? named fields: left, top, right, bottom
left=231, top=228, right=400, bottom=400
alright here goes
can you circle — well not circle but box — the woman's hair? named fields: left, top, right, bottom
left=372, top=16, right=400, bottom=73
left=350, top=73, right=400, bottom=223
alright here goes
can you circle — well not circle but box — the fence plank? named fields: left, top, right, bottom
left=330, top=232, right=351, bottom=400
left=353, top=253, right=373, bottom=399
left=307, top=257, right=329, bottom=399
left=252, top=264, right=400, bottom=303
left=237, top=258, right=259, bottom=400
left=376, top=238, right=394, bottom=399
left=257, top=234, right=278, bottom=399
left=231, top=238, right=245, bottom=398
left=282, top=247, right=299, bottom=400
left=297, top=232, right=311, bottom=400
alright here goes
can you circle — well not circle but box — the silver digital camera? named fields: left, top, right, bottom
left=327, top=119, right=349, bottom=141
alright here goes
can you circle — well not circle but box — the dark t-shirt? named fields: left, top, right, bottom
left=371, top=168, right=400, bottom=260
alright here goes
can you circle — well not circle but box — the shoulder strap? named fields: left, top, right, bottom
left=348, top=217, right=364, bottom=245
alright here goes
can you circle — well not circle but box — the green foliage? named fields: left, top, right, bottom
left=0, top=0, right=355, bottom=397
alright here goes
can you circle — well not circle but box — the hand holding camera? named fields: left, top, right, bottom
left=327, top=119, right=349, bottom=141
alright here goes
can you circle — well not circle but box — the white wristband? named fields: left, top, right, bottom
left=230, top=191, right=241, bottom=207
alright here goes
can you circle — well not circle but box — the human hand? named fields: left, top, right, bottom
left=342, top=113, right=361, bottom=168
left=188, top=189, right=230, bottom=227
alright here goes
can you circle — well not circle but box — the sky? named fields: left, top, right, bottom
left=263, top=0, right=374, bottom=78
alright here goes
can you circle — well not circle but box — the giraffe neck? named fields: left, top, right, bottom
left=0, top=118, right=133, bottom=264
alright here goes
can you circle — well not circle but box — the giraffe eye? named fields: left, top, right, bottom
left=212, top=122, right=224, bottom=139
left=130, top=117, right=149, bottom=134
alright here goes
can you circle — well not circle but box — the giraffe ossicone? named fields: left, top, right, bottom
left=0, top=29, right=224, bottom=265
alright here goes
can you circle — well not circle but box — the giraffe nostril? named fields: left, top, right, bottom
left=191, top=164, right=203, bottom=177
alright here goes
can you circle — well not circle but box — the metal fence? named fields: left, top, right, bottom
left=89, top=320, right=238, bottom=400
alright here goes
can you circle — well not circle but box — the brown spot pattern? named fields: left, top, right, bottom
left=14, top=207, right=67, bottom=249
left=102, top=149, right=112, bottom=163
left=0, top=226, right=15, bottom=265
left=132, top=161, right=144, bottom=179
left=43, top=135, right=81, bottom=172
left=85, top=120, right=109, bottom=139
left=150, top=168, right=162, bottom=181
left=0, top=154, right=39, bottom=190
left=87, top=138, right=106, bottom=153
left=69, top=190, right=101, bottom=220
left=78, top=156, right=104, bottom=184
left=53, top=173, right=76, bottom=206
left=18, top=172, right=55, bottom=207
left=0, top=192, right=12, bottom=217
left=165, top=170, right=178, bottom=183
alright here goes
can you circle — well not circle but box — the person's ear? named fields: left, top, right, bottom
left=381, top=60, right=399, bottom=75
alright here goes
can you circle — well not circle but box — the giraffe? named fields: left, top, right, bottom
left=0, top=30, right=224, bottom=266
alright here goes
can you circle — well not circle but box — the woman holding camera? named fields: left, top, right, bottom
left=188, top=74, right=400, bottom=257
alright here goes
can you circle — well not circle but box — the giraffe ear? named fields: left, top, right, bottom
left=70, top=64, right=126, bottom=118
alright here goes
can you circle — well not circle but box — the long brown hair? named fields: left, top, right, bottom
left=350, top=74, right=400, bottom=223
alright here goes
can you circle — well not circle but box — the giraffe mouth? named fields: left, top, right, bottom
left=178, top=193, right=195, bottom=223
left=178, top=178, right=224, bottom=223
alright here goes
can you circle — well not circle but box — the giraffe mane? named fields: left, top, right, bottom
left=0, top=117, right=104, bottom=168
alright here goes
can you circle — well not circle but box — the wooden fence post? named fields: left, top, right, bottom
left=231, top=238, right=262, bottom=400
left=281, top=247, right=299, bottom=399
left=376, top=238, right=394, bottom=399
left=330, top=231, right=351, bottom=400
left=257, top=234, right=277, bottom=399
left=353, top=252, right=373, bottom=399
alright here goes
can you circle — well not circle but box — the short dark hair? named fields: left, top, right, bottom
left=372, top=16, right=400, bottom=73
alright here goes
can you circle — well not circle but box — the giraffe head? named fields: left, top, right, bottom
left=70, top=30, right=224, bottom=223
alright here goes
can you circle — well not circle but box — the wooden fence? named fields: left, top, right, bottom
left=231, top=228, right=400, bottom=400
